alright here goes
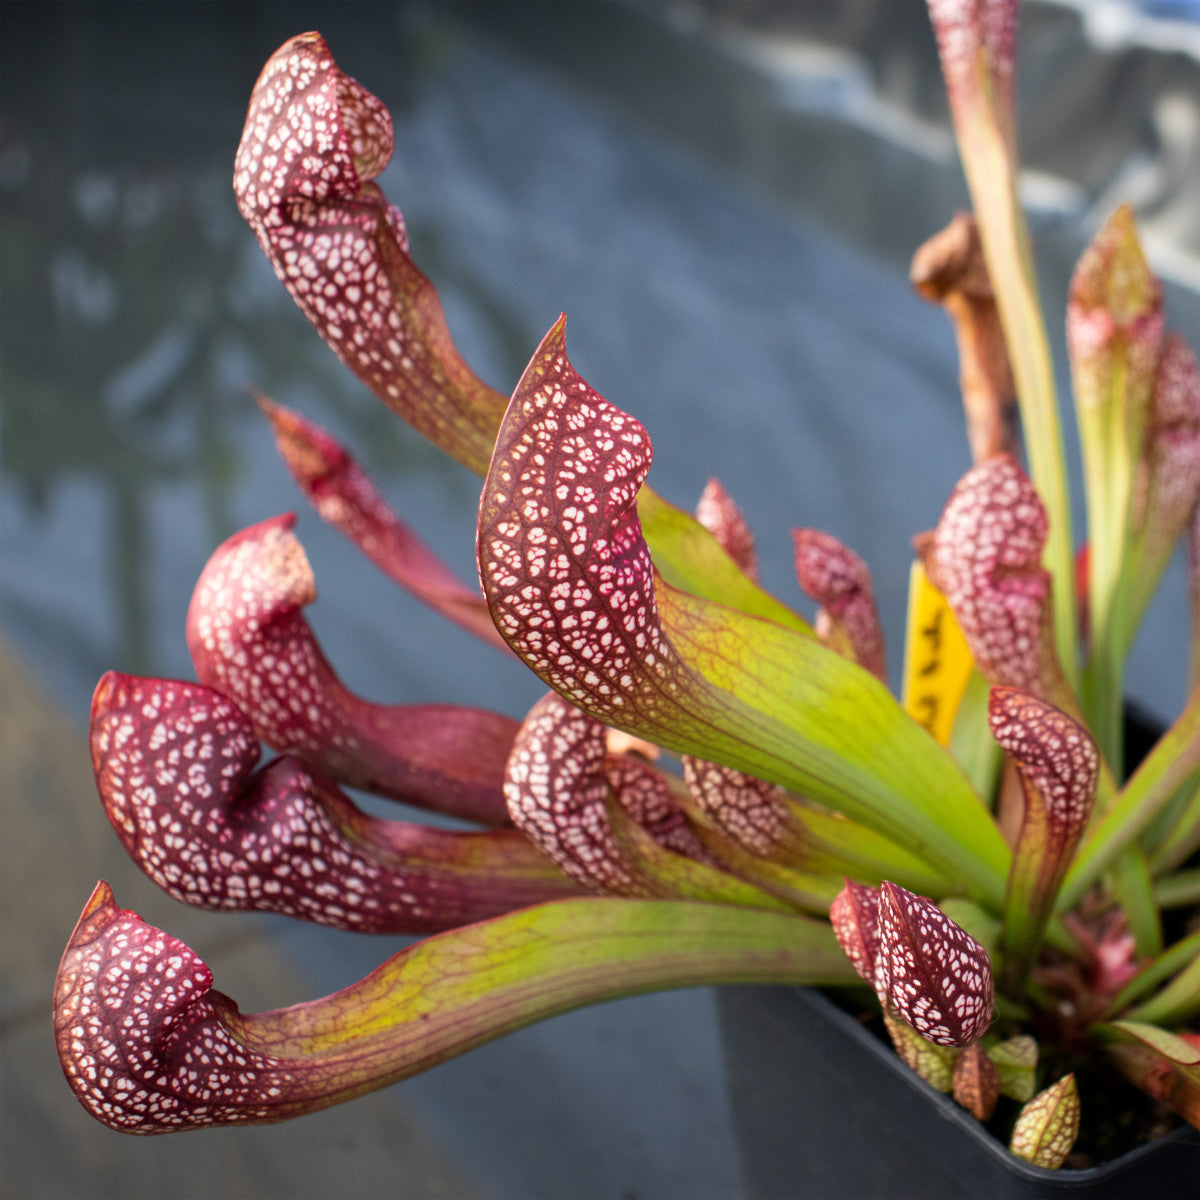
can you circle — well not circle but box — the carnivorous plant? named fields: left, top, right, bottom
left=54, top=0, right=1199, bottom=1168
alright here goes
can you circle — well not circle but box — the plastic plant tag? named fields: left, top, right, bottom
left=902, top=561, right=975, bottom=745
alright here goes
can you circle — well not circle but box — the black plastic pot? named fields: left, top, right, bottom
left=719, top=986, right=1198, bottom=1199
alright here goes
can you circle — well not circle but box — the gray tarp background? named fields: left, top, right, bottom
left=2, top=3, right=1197, bottom=1197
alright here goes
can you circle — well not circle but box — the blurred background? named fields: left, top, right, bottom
left=2, top=2, right=1198, bottom=1197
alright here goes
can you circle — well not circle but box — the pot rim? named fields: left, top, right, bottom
left=799, top=985, right=1197, bottom=1184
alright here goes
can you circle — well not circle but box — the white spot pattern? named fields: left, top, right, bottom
left=681, top=757, right=791, bottom=856
left=829, top=879, right=882, bottom=986
left=792, top=528, right=886, bottom=681
left=503, top=692, right=710, bottom=895
left=233, top=32, right=505, bottom=474
left=1009, top=1074, right=1081, bottom=1168
left=876, top=881, right=993, bottom=1048
left=54, top=883, right=301, bottom=1132
left=504, top=692, right=653, bottom=896
left=694, top=477, right=759, bottom=581
left=930, top=455, right=1051, bottom=693
left=927, top=0, right=1017, bottom=116
left=1137, top=334, right=1200, bottom=535
left=184, top=513, right=516, bottom=824
left=682, top=478, right=797, bottom=856
left=479, top=322, right=700, bottom=732
left=987, top=687, right=1097, bottom=845
left=606, top=756, right=715, bottom=865
left=91, top=674, right=571, bottom=933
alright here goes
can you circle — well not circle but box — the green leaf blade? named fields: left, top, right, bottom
left=55, top=882, right=856, bottom=1133
left=478, top=319, right=1009, bottom=905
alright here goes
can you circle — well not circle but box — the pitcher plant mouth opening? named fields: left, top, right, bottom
left=54, top=2, right=1199, bottom=1172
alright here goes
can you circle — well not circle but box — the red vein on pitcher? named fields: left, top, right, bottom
left=186, top=514, right=515, bottom=824
left=234, top=33, right=506, bottom=474
left=259, top=397, right=506, bottom=649
left=792, top=528, right=886, bottom=681
left=875, top=881, right=994, bottom=1047
left=989, top=687, right=1098, bottom=988
left=91, top=673, right=579, bottom=933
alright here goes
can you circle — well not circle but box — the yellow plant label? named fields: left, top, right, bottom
left=902, top=562, right=974, bottom=745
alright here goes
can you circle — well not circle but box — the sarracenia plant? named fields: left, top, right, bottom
left=55, top=1, right=1199, bottom=1168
